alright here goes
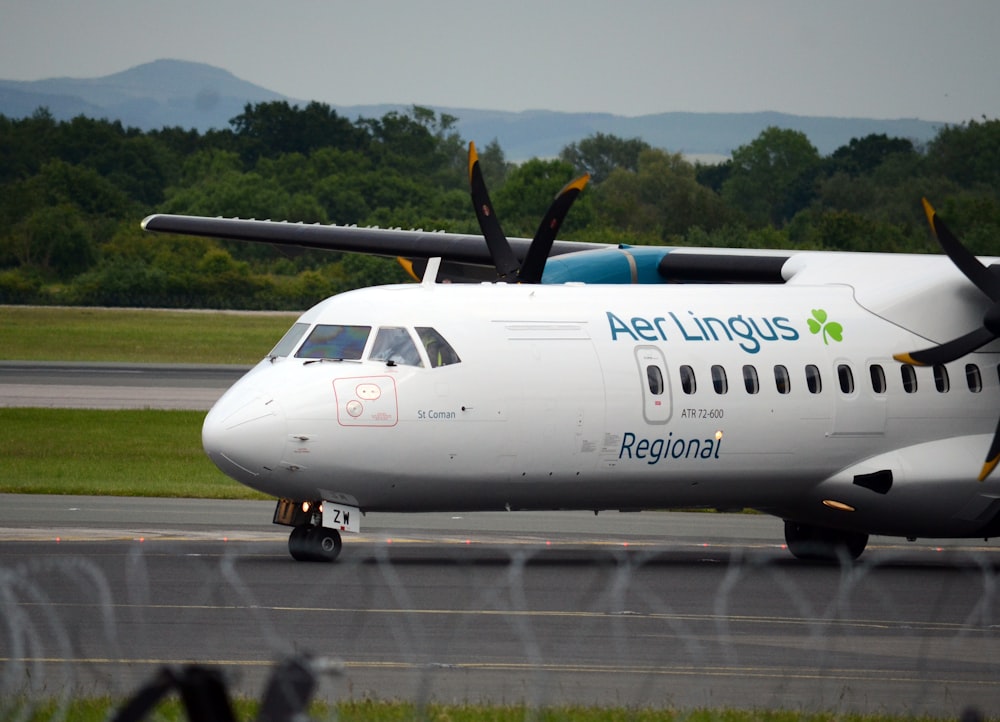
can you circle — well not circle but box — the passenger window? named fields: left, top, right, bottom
left=269, top=322, right=310, bottom=358
left=870, top=364, right=887, bottom=394
left=805, top=364, right=822, bottom=394
left=901, top=364, right=918, bottom=393
left=933, top=365, right=950, bottom=393
left=742, top=365, right=760, bottom=394
left=296, top=324, right=370, bottom=360
left=966, top=364, right=983, bottom=393
left=774, top=365, right=790, bottom=394
left=837, top=364, right=855, bottom=394
left=370, top=327, right=423, bottom=367
left=416, top=327, right=461, bottom=367
left=680, top=365, right=697, bottom=395
left=711, top=365, right=728, bottom=394
left=646, top=365, right=665, bottom=395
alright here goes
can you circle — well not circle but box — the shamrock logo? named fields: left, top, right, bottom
left=807, top=309, right=843, bottom=345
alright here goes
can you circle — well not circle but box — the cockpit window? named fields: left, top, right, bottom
left=416, top=327, right=461, bottom=367
left=296, top=324, right=370, bottom=360
left=370, top=327, right=423, bottom=367
left=269, top=322, right=310, bottom=358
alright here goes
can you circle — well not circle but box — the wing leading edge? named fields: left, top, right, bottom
left=141, top=214, right=598, bottom=267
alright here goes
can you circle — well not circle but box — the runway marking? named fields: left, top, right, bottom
left=0, top=529, right=777, bottom=550
left=1, top=657, right=996, bottom=688
left=11, top=600, right=990, bottom=635
left=3, top=531, right=995, bottom=557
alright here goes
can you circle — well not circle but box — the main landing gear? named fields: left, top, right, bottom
left=273, top=498, right=344, bottom=562
left=784, top=520, right=868, bottom=561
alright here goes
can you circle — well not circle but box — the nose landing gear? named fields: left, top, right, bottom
left=288, top=524, right=343, bottom=562
left=274, top=498, right=346, bottom=562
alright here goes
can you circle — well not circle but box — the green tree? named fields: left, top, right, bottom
left=695, top=159, right=731, bottom=194
left=935, top=193, right=1000, bottom=256
left=230, top=101, right=368, bottom=163
left=827, top=133, right=916, bottom=177
left=594, top=149, right=730, bottom=240
left=16, top=159, right=135, bottom=219
left=0, top=108, right=58, bottom=184
left=722, top=127, right=821, bottom=226
left=162, top=169, right=326, bottom=223
left=2, top=204, right=95, bottom=279
left=787, top=208, right=912, bottom=253
left=560, top=132, right=651, bottom=184
left=926, top=117, right=1000, bottom=189
left=362, top=107, right=463, bottom=183
left=493, top=158, right=593, bottom=237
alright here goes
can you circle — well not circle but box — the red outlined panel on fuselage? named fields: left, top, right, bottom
left=333, top=375, right=399, bottom=427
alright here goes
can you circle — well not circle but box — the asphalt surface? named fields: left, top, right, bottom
left=1, top=495, right=998, bottom=716
left=0, top=361, right=247, bottom=409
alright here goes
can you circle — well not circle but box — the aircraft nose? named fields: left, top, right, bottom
left=202, top=393, right=287, bottom=483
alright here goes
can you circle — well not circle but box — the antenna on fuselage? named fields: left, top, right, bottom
left=421, top=257, right=443, bottom=287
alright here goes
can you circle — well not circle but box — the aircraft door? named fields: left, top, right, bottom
left=635, top=345, right=671, bottom=424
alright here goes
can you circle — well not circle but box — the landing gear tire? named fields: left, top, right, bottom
left=288, top=524, right=342, bottom=562
left=784, top=521, right=868, bottom=562
left=306, top=525, right=342, bottom=562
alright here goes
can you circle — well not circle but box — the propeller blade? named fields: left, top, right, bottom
left=979, top=415, right=1000, bottom=482
left=893, top=326, right=997, bottom=366
left=901, top=200, right=1000, bottom=482
left=922, top=198, right=1000, bottom=302
left=468, top=142, right=520, bottom=281
left=519, top=173, right=591, bottom=284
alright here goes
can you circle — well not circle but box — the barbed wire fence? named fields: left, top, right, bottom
left=1, top=523, right=997, bottom=721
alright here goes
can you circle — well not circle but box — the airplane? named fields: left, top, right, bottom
left=141, top=142, right=1000, bottom=563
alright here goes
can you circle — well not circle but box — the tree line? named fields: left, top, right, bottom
left=1, top=102, right=998, bottom=309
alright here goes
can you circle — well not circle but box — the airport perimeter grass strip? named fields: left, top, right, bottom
left=0, top=305, right=296, bottom=364
left=0, top=408, right=265, bottom=499
left=7, top=697, right=970, bottom=722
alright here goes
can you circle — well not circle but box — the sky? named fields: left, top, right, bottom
left=1, top=0, right=998, bottom=124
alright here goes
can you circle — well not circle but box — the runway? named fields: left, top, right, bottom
left=1, top=495, right=997, bottom=716
left=0, top=361, right=247, bottom=409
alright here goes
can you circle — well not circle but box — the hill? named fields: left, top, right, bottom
left=0, top=59, right=285, bottom=132
left=0, top=59, right=947, bottom=160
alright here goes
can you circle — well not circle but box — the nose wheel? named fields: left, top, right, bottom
left=288, top=524, right=342, bottom=562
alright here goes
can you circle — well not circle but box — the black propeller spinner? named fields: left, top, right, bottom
left=468, top=141, right=589, bottom=283
left=894, top=198, right=1000, bottom=481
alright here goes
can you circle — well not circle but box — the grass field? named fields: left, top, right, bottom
left=0, top=305, right=297, bottom=364
left=0, top=407, right=265, bottom=498
left=7, top=698, right=960, bottom=722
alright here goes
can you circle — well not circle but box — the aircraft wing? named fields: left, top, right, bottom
left=141, top=214, right=598, bottom=265
left=141, top=214, right=797, bottom=285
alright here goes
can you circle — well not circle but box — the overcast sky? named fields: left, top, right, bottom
left=2, top=0, right=997, bottom=124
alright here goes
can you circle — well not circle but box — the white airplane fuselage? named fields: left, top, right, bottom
left=203, top=265, right=1000, bottom=542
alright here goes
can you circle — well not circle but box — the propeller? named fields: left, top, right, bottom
left=893, top=198, right=1000, bottom=481
left=468, top=141, right=589, bottom=283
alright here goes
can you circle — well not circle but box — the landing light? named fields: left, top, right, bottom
left=301, top=501, right=311, bottom=513
left=822, top=499, right=856, bottom=512
left=714, top=430, right=723, bottom=441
